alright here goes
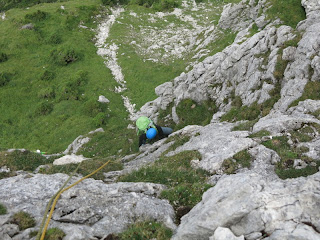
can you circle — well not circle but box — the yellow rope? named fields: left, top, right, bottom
left=36, top=163, right=81, bottom=240
left=40, top=160, right=111, bottom=240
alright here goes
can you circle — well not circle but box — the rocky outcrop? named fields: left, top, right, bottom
left=172, top=171, right=320, bottom=240
left=0, top=174, right=175, bottom=239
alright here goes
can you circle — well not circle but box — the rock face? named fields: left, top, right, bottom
left=2, top=0, right=320, bottom=239
left=0, top=174, right=175, bottom=239
left=172, top=171, right=320, bottom=240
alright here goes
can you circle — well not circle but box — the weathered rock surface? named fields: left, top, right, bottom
left=0, top=174, right=176, bottom=239
left=172, top=171, right=320, bottom=240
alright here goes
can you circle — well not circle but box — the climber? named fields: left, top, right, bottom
left=136, top=116, right=173, bottom=147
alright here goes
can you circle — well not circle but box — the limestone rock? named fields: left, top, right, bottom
left=172, top=171, right=320, bottom=240
left=0, top=174, right=176, bottom=239
left=210, top=227, right=244, bottom=240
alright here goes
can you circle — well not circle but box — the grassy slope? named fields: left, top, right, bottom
left=0, top=1, right=130, bottom=153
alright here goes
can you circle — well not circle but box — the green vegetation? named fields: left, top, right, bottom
left=44, top=228, right=66, bottom=240
left=117, top=221, right=172, bottom=240
left=289, top=81, right=320, bottom=108
left=0, top=203, right=7, bottom=215
left=40, top=158, right=123, bottom=180
left=119, top=151, right=211, bottom=217
left=262, top=136, right=318, bottom=179
left=232, top=120, right=257, bottom=131
left=249, top=130, right=271, bottom=138
left=222, top=149, right=252, bottom=174
left=175, top=99, right=218, bottom=130
left=0, top=150, right=55, bottom=178
left=0, top=0, right=130, bottom=153
left=11, top=211, right=36, bottom=230
left=266, top=0, right=306, bottom=28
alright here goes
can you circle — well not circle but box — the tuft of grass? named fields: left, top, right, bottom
left=11, top=211, right=36, bottom=230
left=221, top=102, right=261, bottom=122
left=232, top=120, right=258, bottom=131
left=276, top=162, right=320, bottom=179
left=118, top=151, right=211, bottom=214
left=0, top=203, right=7, bottom=215
left=45, top=228, right=66, bottom=240
left=117, top=221, right=172, bottom=240
left=249, top=130, right=271, bottom=138
left=175, top=99, right=218, bottom=130
left=40, top=159, right=123, bottom=180
left=289, top=81, right=320, bottom=108
left=262, top=136, right=318, bottom=179
left=222, top=149, right=252, bottom=174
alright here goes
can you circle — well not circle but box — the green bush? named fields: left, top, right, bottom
left=153, top=0, right=179, bottom=11
left=83, top=99, right=106, bottom=117
left=0, top=150, right=52, bottom=172
left=0, top=52, right=8, bottom=63
left=93, top=112, right=108, bottom=127
left=50, top=45, right=81, bottom=65
left=25, top=10, right=48, bottom=22
left=118, top=221, right=172, bottom=240
left=35, top=102, right=54, bottom=116
left=40, top=70, right=56, bottom=81
left=0, top=73, right=11, bottom=87
left=0, top=203, right=7, bottom=215
left=44, top=228, right=66, bottom=240
left=11, top=211, right=36, bottom=230
left=58, top=71, right=88, bottom=101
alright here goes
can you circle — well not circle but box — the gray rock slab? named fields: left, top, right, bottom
left=166, top=122, right=257, bottom=173
left=172, top=171, right=320, bottom=240
left=0, top=174, right=176, bottom=239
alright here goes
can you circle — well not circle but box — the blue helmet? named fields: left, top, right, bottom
left=146, top=128, right=157, bottom=139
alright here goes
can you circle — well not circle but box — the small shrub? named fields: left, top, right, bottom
left=0, top=203, right=7, bottom=215
left=0, top=72, right=11, bottom=87
left=118, top=221, right=172, bottom=240
left=25, top=10, right=48, bottom=22
left=11, top=211, right=36, bottom=230
left=93, top=112, right=108, bottom=127
left=0, top=52, right=8, bottom=62
left=50, top=45, right=81, bottom=65
left=274, top=54, right=288, bottom=80
left=35, top=102, right=54, bottom=116
left=58, top=71, right=88, bottom=101
left=153, top=0, right=179, bottom=11
left=83, top=99, right=106, bottom=117
left=40, top=70, right=55, bottom=81
left=44, top=228, right=66, bottom=240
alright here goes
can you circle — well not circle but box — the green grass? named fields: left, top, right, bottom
left=118, top=151, right=211, bottom=213
left=249, top=130, right=271, bottom=138
left=222, top=149, right=252, bottom=174
left=0, top=150, right=56, bottom=178
left=11, top=211, right=36, bottom=230
left=0, top=203, right=7, bottom=215
left=266, top=0, right=306, bottom=28
left=232, top=120, right=258, bottom=131
left=117, top=221, right=172, bottom=240
left=0, top=1, right=131, bottom=153
left=289, top=81, right=320, bottom=108
left=175, top=99, right=218, bottom=130
left=262, top=136, right=318, bottom=179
